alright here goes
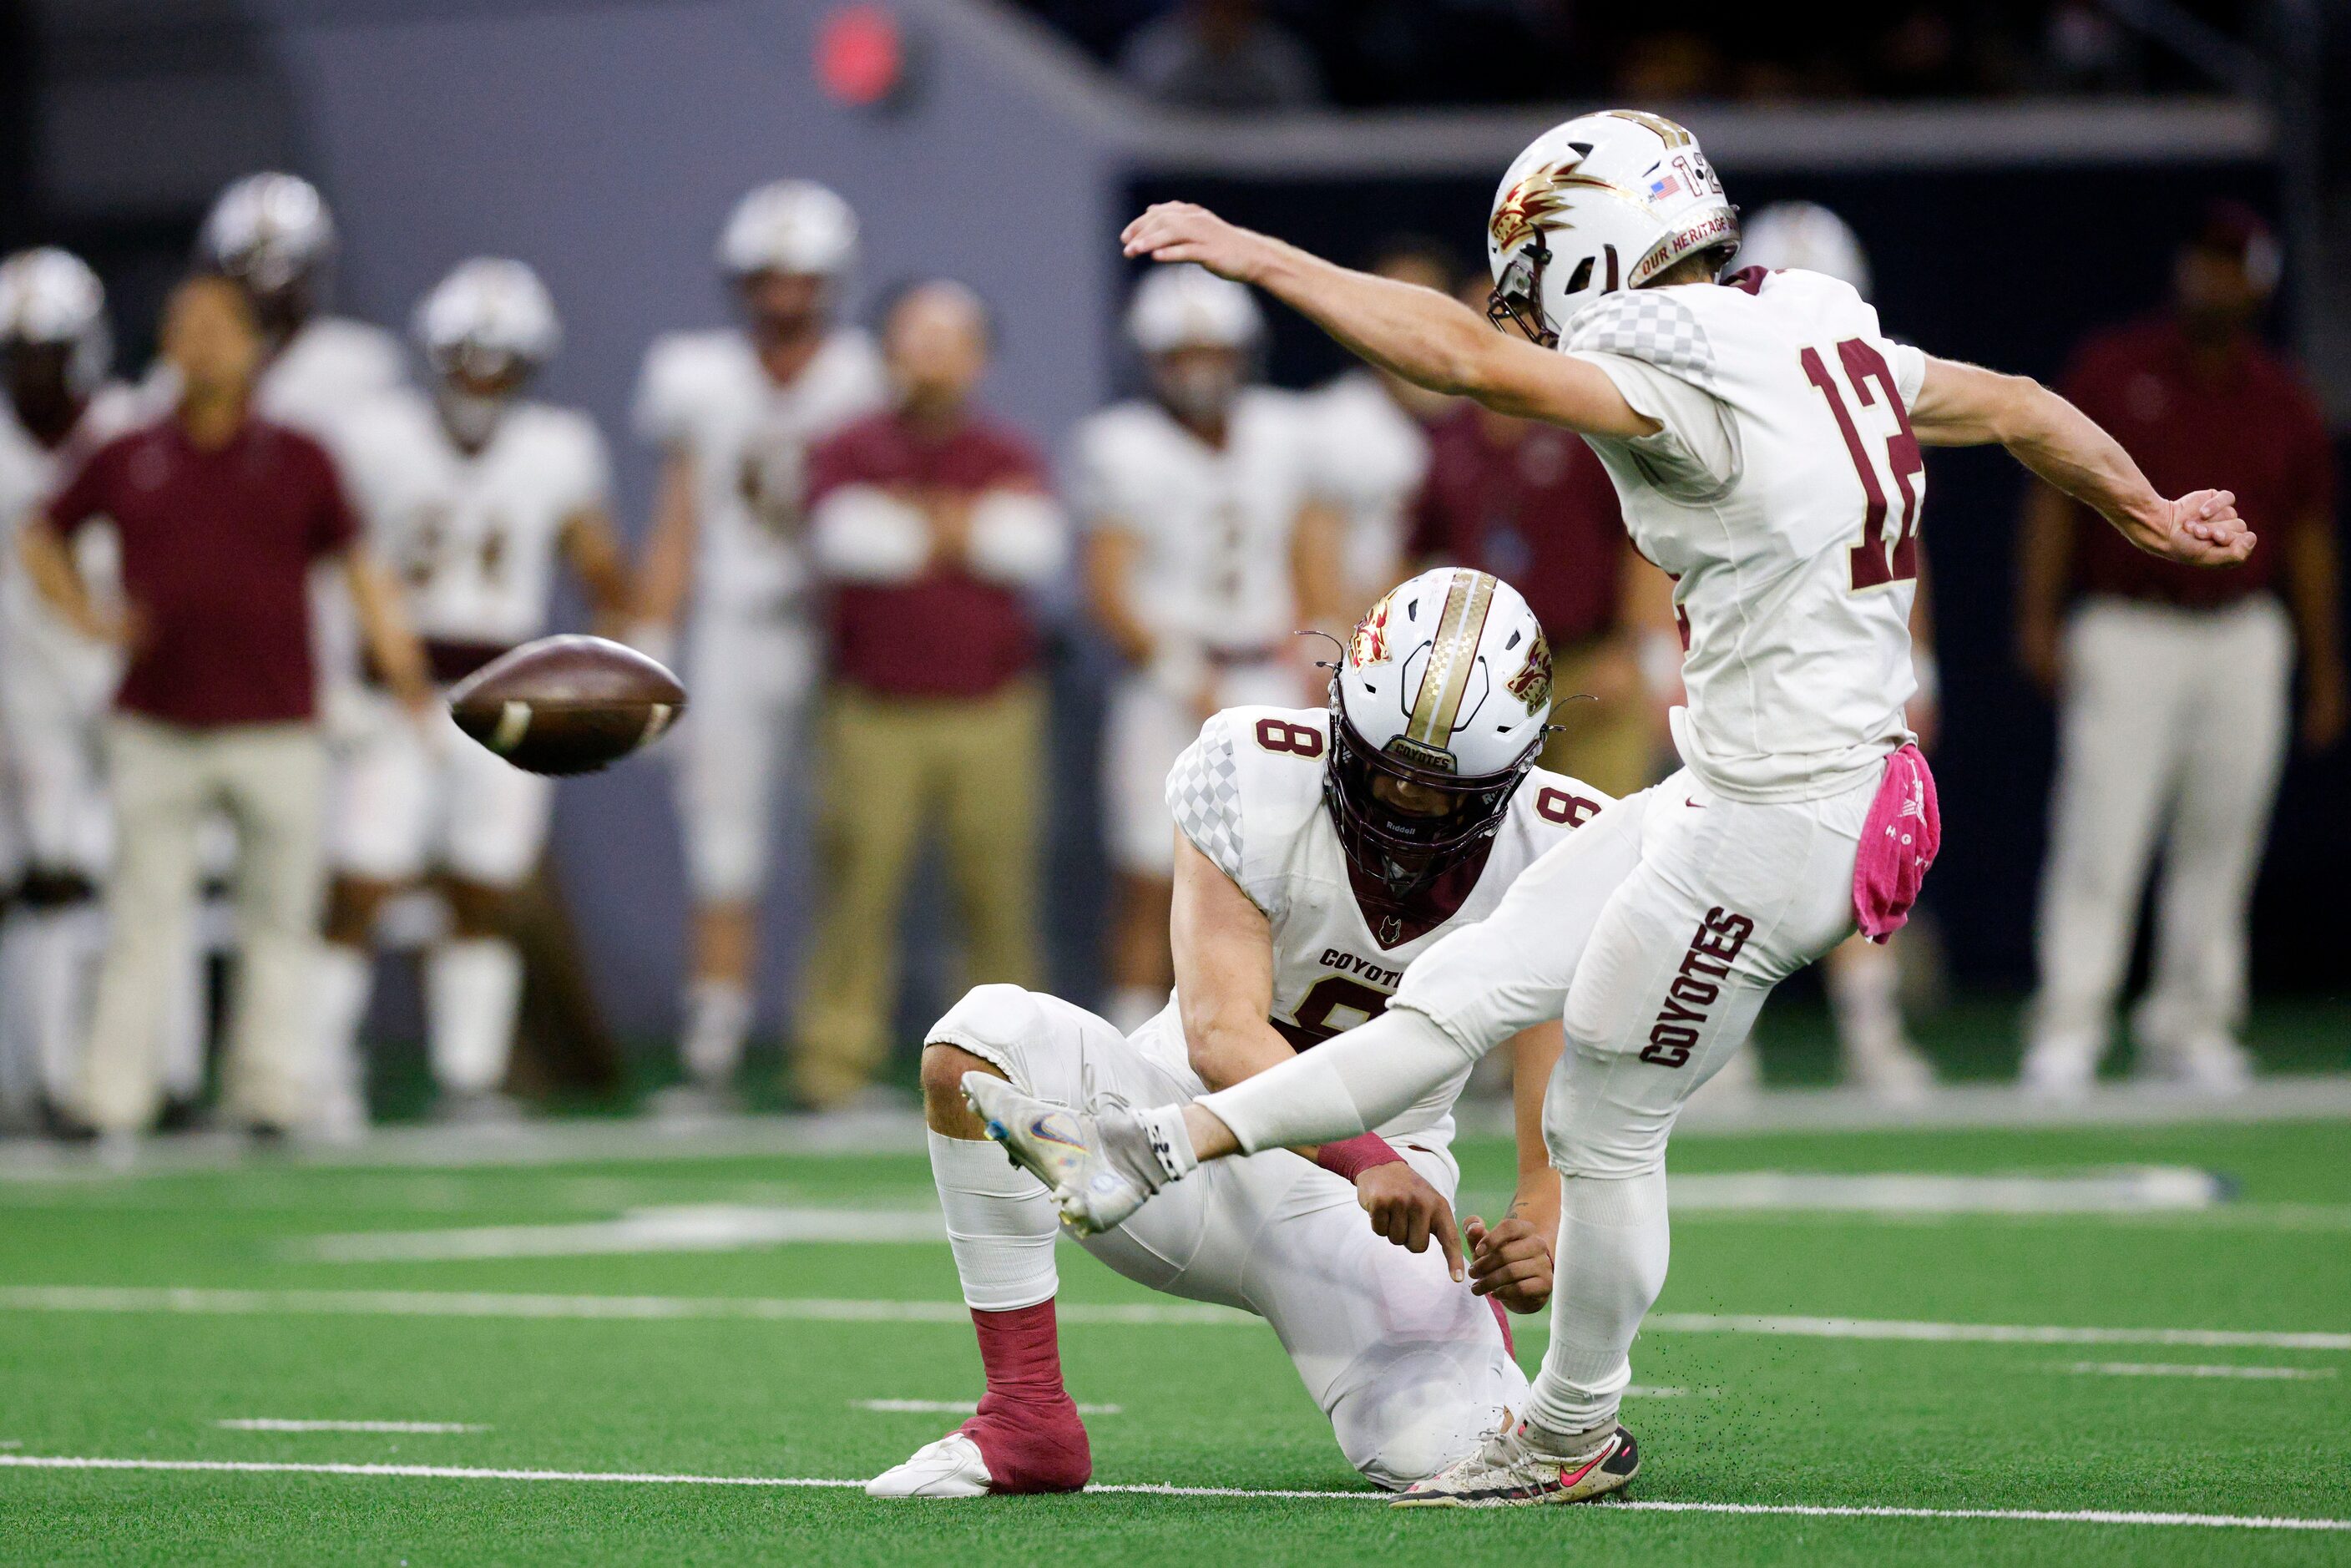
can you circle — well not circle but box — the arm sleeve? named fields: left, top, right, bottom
left=965, top=490, right=1069, bottom=586
left=43, top=445, right=114, bottom=539
left=807, top=484, right=930, bottom=584
left=629, top=340, right=698, bottom=449
left=1165, top=711, right=1247, bottom=891
left=1889, top=341, right=1929, bottom=407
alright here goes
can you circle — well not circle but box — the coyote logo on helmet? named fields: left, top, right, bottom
left=1350, top=592, right=1397, bottom=668
left=1490, top=159, right=1648, bottom=255
left=1506, top=627, right=1553, bottom=716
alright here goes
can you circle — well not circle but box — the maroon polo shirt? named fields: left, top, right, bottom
left=2059, top=318, right=2334, bottom=609
left=809, top=407, right=1049, bottom=701
left=48, top=414, right=357, bottom=728
left=1410, top=404, right=1627, bottom=648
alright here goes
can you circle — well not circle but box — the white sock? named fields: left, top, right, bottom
left=312, top=942, right=374, bottom=1107
left=427, top=938, right=523, bottom=1097
left=1828, top=942, right=1904, bottom=1060
left=681, top=978, right=752, bottom=1085
left=1524, top=1170, right=1671, bottom=1441
left=8, top=908, right=103, bottom=1108
left=930, top=1130, right=1059, bottom=1311
left=1105, top=987, right=1165, bottom=1038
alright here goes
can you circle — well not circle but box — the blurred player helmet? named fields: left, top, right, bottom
left=1125, top=263, right=1262, bottom=355
left=414, top=257, right=562, bottom=376
left=717, top=180, right=860, bottom=281
left=1486, top=109, right=1739, bottom=348
left=199, top=172, right=336, bottom=295
left=1734, top=201, right=1871, bottom=299
left=1326, top=568, right=1552, bottom=894
left=0, top=247, right=111, bottom=396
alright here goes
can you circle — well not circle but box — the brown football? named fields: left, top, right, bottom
left=447, top=635, right=686, bottom=776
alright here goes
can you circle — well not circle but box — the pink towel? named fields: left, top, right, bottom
left=1853, top=743, right=1939, bottom=943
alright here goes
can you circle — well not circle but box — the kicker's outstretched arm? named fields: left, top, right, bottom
left=1122, top=202, right=1654, bottom=438
left=1909, top=356, right=2255, bottom=569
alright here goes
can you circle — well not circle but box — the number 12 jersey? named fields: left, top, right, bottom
left=1564, top=267, right=1929, bottom=802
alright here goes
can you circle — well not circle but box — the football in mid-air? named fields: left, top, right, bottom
left=447, top=635, right=686, bottom=776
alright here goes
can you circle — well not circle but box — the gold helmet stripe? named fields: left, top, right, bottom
left=1601, top=109, right=1696, bottom=147
left=1405, top=569, right=1497, bottom=753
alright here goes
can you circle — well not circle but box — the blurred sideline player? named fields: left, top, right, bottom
left=1305, top=240, right=1452, bottom=604
left=0, top=250, right=150, bottom=1125
left=314, top=260, right=630, bottom=1126
left=870, top=569, right=1609, bottom=1498
left=1703, top=200, right=1938, bottom=1100
left=1080, top=264, right=1345, bottom=1034
left=631, top=181, right=887, bottom=1105
left=988, top=109, right=2252, bottom=1507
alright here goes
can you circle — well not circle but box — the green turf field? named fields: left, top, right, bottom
left=1, top=1113, right=2347, bottom=1565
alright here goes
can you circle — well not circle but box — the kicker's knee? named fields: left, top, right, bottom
left=924, top=985, right=1044, bottom=1136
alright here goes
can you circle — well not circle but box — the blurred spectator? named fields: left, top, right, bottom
left=314, top=259, right=633, bottom=1131
left=0, top=249, right=141, bottom=1129
left=17, top=276, right=430, bottom=1140
left=2017, top=202, right=2341, bottom=1095
left=631, top=181, right=887, bottom=1110
left=1307, top=238, right=1453, bottom=608
left=797, top=281, right=1066, bottom=1110
left=1412, top=276, right=1656, bottom=802
left=1080, top=266, right=1341, bottom=1034
left=1120, top=0, right=1324, bottom=110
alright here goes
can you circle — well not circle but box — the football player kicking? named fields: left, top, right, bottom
left=869, top=568, right=1625, bottom=1498
left=968, top=109, right=2253, bottom=1507
left=315, top=260, right=632, bottom=1124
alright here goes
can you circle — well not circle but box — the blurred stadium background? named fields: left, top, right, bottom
left=4, top=0, right=2342, bottom=1077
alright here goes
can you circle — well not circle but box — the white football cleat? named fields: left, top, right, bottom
left=960, top=1072, right=1155, bottom=1237
left=866, top=1433, right=992, bottom=1499
left=1390, top=1419, right=1639, bottom=1509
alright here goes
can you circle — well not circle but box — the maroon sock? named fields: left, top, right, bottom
left=956, top=1300, right=1090, bottom=1493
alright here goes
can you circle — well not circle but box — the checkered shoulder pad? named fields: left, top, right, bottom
left=1165, top=712, right=1244, bottom=883
left=1565, top=290, right=1716, bottom=388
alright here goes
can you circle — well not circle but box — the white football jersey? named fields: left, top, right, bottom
left=1162, top=703, right=1607, bottom=1146
left=0, top=383, right=140, bottom=695
left=631, top=326, right=887, bottom=615
left=332, top=389, right=608, bottom=650
left=1070, top=389, right=1320, bottom=654
left=1307, top=370, right=1429, bottom=604
left=1563, top=269, right=1926, bottom=802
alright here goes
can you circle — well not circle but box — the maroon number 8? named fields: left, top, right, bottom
left=1536, top=787, right=1600, bottom=827
left=1255, top=719, right=1325, bottom=758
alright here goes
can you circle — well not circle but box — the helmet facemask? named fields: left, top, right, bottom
left=1487, top=232, right=1560, bottom=349
left=1322, top=689, right=1541, bottom=898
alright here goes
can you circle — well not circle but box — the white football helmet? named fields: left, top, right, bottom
left=1125, top=264, right=1262, bottom=355
left=0, top=247, right=110, bottom=396
left=414, top=257, right=562, bottom=374
left=1733, top=201, right=1871, bottom=299
left=1326, top=567, right=1552, bottom=893
left=1485, top=109, right=1739, bottom=347
left=200, top=172, right=336, bottom=294
left=717, top=180, right=859, bottom=280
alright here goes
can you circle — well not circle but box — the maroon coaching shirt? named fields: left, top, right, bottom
left=48, top=416, right=358, bottom=728
left=808, top=408, right=1049, bottom=701
left=2060, top=318, right=2335, bottom=609
left=1411, top=405, right=1627, bottom=648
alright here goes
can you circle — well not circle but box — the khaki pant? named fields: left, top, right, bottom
left=82, top=716, right=326, bottom=1131
left=1540, top=639, right=1657, bottom=800
left=796, top=680, right=1044, bottom=1106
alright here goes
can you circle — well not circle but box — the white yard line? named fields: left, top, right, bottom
left=291, top=1206, right=947, bottom=1262
left=215, top=1419, right=489, bottom=1434
left=5, top=1287, right=2347, bottom=1353
left=852, top=1400, right=1124, bottom=1415
left=2064, top=1362, right=2338, bottom=1381
left=1666, top=1167, right=2226, bottom=1214
left=0, top=1454, right=2343, bottom=1533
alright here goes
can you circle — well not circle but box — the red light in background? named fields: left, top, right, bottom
left=817, top=4, right=905, bottom=109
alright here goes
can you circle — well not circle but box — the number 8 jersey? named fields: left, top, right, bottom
left=1159, top=703, right=1606, bottom=1148
left=1563, top=266, right=1928, bottom=802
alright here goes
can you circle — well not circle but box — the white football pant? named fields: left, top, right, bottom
left=1196, top=766, right=1873, bottom=1437
left=2029, top=595, right=2291, bottom=1073
left=928, top=983, right=1527, bottom=1490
